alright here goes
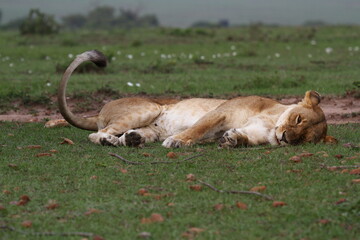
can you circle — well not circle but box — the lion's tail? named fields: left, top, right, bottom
left=58, top=50, right=107, bottom=131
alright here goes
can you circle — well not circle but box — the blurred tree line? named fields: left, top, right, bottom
left=0, top=6, right=159, bottom=35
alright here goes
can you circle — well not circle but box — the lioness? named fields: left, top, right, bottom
left=47, top=50, right=335, bottom=148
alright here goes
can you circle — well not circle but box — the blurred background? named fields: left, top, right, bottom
left=1, top=0, right=360, bottom=29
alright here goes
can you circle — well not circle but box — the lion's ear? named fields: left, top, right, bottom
left=301, top=90, right=321, bottom=108
left=323, top=135, right=338, bottom=144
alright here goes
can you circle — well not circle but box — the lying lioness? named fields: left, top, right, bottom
left=46, top=50, right=336, bottom=148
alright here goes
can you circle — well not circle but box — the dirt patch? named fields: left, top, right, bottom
left=0, top=95, right=359, bottom=124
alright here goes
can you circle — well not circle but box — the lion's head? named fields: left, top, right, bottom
left=274, top=91, right=336, bottom=145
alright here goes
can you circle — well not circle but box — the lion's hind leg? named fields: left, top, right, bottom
left=162, top=111, right=226, bottom=148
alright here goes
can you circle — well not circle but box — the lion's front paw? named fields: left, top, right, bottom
left=219, top=129, right=248, bottom=148
left=120, top=131, right=144, bottom=147
left=162, top=136, right=193, bottom=148
left=100, top=135, right=120, bottom=146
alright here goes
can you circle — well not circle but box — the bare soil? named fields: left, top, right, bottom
left=0, top=95, right=359, bottom=125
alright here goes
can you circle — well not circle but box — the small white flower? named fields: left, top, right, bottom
left=274, top=53, right=280, bottom=58
left=308, top=54, right=313, bottom=58
left=325, top=47, right=333, bottom=54
left=230, top=45, right=236, bottom=50
left=348, top=47, right=353, bottom=52
left=117, top=51, right=122, bottom=55
left=20, top=58, right=25, bottom=62
left=45, top=56, right=51, bottom=60
left=9, top=63, right=14, bottom=67
left=46, top=82, right=52, bottom=87
left=127, top=82, right=134, bottom=87
left=68, top=53, right=73, bottom=58
left=212, top=54, right=217, bottom=59
left=232, top=52, right=237, bottom=56
left=354, top=46, right=359, bottom=52
left=267, top=55, right=272, bottom=60
left=111, top=56, right=116, bottom=61
left=217, top=53, right=221, bottom=58
left=167, top=54, right=172, bottom=59
left=200, top=56, right=205, bottom=60
left=140, top=52, right=145, bottom=57
left=188, top=54, right=193, bottom=59
left=161, top=54, right=167, bottom=59
left=310, top=40, right=317, bottom=45
left=135, top=83, right=141, bottom=87
left=127, top=54, right=133, bottom=60
left=28, top=70, right=32, bottom=74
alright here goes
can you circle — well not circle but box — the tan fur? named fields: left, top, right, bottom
left=47, top=50, right=336, bottom=148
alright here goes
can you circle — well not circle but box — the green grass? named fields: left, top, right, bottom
left=0, top=123, right=359, bottom=239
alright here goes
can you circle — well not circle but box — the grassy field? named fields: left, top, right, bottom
left=0, top=123, right=359, bottom=239
left=0, top=26, right=360, bottom=239
left=0, top=26, right=359, bottom=108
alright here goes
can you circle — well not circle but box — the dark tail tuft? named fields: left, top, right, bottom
left=87, top=50, right=107, bottom=68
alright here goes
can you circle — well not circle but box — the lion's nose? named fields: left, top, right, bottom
left=280, top=131, right=288, bottom=143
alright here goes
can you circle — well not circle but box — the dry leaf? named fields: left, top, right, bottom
left=250, top=186, right=266, bottom=192
left=17, top=195, right=30, bottom=206
left=93, top=235, right=105, bottom=240
left=138, top=232, right=151, bottom=238
left=142, top=152, right=152, bottom=157
left=189, top=185, right=202, bottom=191
left=46, top=200, right=59, bottom=210
left=138, top=188, right=148, bottom=196
left=8, top=164, right=19, bottom=170
left=299, top=152, right=313, bottom=157
left=84, top=208, right=102, bottom=216
left=167, top=202, right=175, bottom=207
left=186, top=174, right=196, bottom=181
left=36, top=153, right=52, bottom=157
left=189, top=227, right=205, bottom=234
left=49, top=149, right=58, bottom=153
left=60, top=138, right=74, bottom=145
left=318, top=219, right=331, bottom=224
left=141, top=213, right=164, bottom=224
left=334, top=154, right=343, bottom=159
left=90, top=175, right=98, bottom=180
left=289, top=156, right=302, bottom=163
left=349, top=168, right=360, bottom=175
left=272, top=201, right=287, bottom=207
left=119, top=168, right=128, bottom=174
left=213, top=203, right=224, bottom=211
left=3, top=190, right=11, bottom=194
left=27, top=145, right=42, bottom=149
left=335, top=198, right=346, bottom=205
left=352, top=179, right=360, bottom=183
left=21, top=220, right=32, bottom=228
left=235, top=202, right=248, bottom=210
left=166, top=152, right=177, bottom=158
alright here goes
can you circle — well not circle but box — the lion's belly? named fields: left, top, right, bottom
left=152, top=98, right=225, bottom=140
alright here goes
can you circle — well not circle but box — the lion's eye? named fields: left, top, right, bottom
left=296, top=115, right=302, bottom=124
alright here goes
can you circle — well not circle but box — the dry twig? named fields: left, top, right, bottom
left=198, top=180, right=274, bottom=200
left=109, top=152, right=204, bottom=165
left=0, top=224, right=94, bottom=237
left=320, top=164, right=360, bottom=169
